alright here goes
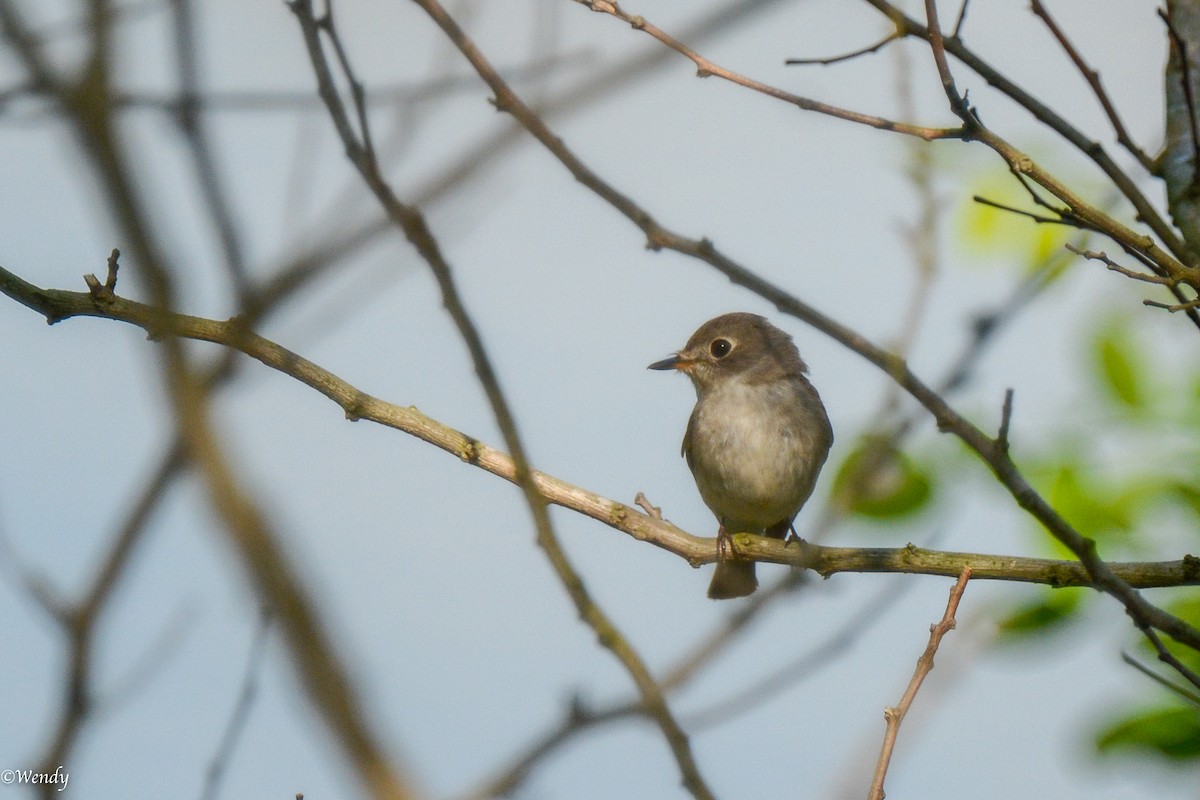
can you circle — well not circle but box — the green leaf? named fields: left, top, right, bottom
left=1037, top=459, right=1135, bottom=555
left=1096, top=706, right=1200, bottom=761
left=994, top=589, right=1083, bottom=640
left=955, top=170, right=1074, bottom=280
left=1093, top=320, right=1145, bottom=409
left=829, top=437, right=933, bottom=520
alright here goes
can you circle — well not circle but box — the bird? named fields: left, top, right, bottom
left=649, top=312, right=833, bottom=599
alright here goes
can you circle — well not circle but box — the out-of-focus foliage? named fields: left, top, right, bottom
left=993, top=588, right=1084, bottom=639
left=829, top=435, right=933, bottom=521
left=954, top=171, right=1200, bottom=765
left=1096, top=707, right=1200, bottom=761
left=956, top=167, right=1077, bottom=280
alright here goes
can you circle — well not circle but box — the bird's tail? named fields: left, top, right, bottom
left=707, top=561, right=757, bottom=599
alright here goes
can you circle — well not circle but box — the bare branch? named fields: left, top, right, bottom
left=1144, top=295, right=1200, bottom=313
left=972, top=194, right=1073, bottom=226
left=1066, top=243, right=1178, bottom=286
left=785, top=30, right=901, bottom=66
left=868, top=567, right=972, bottom=800
left=1121, top=650, right=1200, bottom=707
left=1031, top=0, right=1156, bottom=173
left=573, top=0, right=963, bottom=141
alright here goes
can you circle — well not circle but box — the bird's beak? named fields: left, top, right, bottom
left=648, top=354, right=684, bottom=371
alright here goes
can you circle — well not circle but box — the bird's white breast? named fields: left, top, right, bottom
left=686, top=375, right=826, bottom=531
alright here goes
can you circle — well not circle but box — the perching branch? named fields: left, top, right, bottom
left=3, top=264, right=1199, bottom=597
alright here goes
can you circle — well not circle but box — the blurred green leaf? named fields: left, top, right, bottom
left=1093, top=318, right=1146, bottom=410
left=955, top=170, right=1074, bottom=279
left=830, top=437, right=932, bottom=520
left=1096, top=706, right=1200, bottom=761
left=1039, top=459, right=1135, bottom=554
left=995, top=589, right=1084, bottom=640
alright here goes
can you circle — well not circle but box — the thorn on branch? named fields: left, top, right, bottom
left=634, top=491, right=663, bottom=520
left=952, top=0, right=972, bottom=38
left=996, top=388, right=1014, bottom=456
left=84, top=247, right=121, bottom=302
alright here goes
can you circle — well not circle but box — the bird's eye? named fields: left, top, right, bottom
left=709, top=338, right=733, bottom=358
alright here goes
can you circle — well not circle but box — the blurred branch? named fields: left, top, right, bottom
left=168, top=0, right=251, bottom=299
left=868, top=566, right=971, bottom=800
left=287, top=2, right=715, bottom=797
left=682, top=574, right=914, bottom=730
left=6, top=445, right=184, bottom=794
left=0, top=2, right=421, bottom=796
left=785, top=29, right=902, bottom=66
left=461, top=573, right=908, bottom=799
left=200, top=609, right=273, bottom=800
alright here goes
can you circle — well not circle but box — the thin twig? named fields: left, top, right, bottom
left=785, top=30, right=901, bottom=66
left=859, top=0, right=1196, bottom=285
left=1136, top=625, right=1200, bottom=700
left=1144, top=295, right=1200, bottom=313
left=1065, top=244, right=1179, bottom=286
left=1031, top=0, right=1156, bottom=173
left=573, top=0, right=963, bottom=141
left=868, top=566, right=972, bottom=800
left=922, top=0, right=974, bottom=122
left=972, top=195, right=1071, bottom=226
left=951, top=0, right=971, bottom=38
left=1121, top=650, right=1200, bottom=707
left=199, top=610, right=273, bottom=800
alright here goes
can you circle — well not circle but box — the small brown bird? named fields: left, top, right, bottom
left=649, top=313, right=833, bottom=599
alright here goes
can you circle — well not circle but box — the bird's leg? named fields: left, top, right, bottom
left=766, top=518, right=801, bottom=545
left=716, top=523, right=733, bottom=561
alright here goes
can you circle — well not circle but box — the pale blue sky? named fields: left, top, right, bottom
left=1, top=1, right=1194, bottom=798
